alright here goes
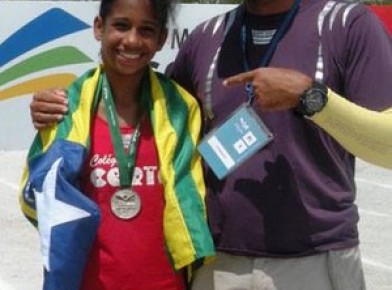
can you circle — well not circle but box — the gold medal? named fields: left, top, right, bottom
left=110, top=188, right=141, bottom=220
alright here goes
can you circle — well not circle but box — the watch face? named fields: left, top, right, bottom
left=296, top=83, right=327, bottom=117
left=305, top=90, right=324, bottom=112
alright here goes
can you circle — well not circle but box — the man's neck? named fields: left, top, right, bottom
left=245, top=0, right=298, bottom=15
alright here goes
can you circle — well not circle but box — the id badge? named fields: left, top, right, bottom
left=198, top=103, right=273, bottom=179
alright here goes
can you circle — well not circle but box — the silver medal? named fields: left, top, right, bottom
left=110, top=188, right=141, bottom=220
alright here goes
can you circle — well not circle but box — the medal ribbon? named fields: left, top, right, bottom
left=101, top=73, right=145, bottom=188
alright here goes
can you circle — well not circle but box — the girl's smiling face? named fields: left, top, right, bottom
left=94, top=0, right=167, bottom=78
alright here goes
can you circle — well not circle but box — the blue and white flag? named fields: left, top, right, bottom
left=21, top=141, right=100, bottom=290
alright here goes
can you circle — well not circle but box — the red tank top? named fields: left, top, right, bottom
left=80, top=115, right=185, bottom=290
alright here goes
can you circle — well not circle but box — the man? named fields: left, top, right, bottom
left=30, top=0, right=392, bottom=289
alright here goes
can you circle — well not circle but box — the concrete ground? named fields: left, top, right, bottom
left=0, top=150, right=391, bottom=290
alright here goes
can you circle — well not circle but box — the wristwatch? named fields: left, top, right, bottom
left=295, top=82, right=328, bottom=117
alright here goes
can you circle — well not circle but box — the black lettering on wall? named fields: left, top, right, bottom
left=171, top=28, right=189, bottom=49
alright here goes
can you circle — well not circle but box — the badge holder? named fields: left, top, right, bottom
left=198, top=103, right=273, bottom=180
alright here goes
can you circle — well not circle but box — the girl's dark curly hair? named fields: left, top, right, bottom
left=99, top=0, right=178, bottom=29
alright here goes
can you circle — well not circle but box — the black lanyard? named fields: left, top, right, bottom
left=241, top=0, right=301, bottom=103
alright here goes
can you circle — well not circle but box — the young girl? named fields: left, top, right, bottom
left=19, top=0, right=214, bottom=289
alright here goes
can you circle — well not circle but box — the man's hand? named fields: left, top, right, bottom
left=30, top=89, right=68, bottom=129
left=223, top=67, right=312, bottom=111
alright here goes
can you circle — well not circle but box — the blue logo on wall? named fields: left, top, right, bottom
left=0, top=8, right=93, bottom=101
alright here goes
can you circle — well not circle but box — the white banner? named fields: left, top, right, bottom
left=0, top=2, right=234, bottom=150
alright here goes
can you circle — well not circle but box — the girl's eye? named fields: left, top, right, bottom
left=113, top=22, right=129, bottom=31
left=140, top=26, right=157, bottom=36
